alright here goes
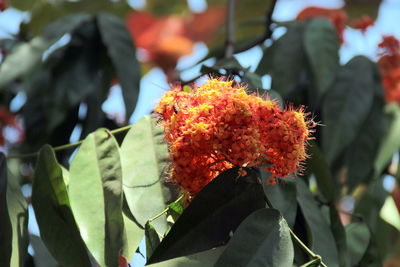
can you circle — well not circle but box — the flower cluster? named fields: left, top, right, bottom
left=352, top=15, right=374, bottom=33
left=377, top=35, right=400, bottom=103
left=155, top=78, right=314, bottom=195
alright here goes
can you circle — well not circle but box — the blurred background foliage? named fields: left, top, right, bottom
left=0, top=0, right=400, bottom=266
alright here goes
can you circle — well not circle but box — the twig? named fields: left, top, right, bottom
left=224, top=0, right=236, bottom=58
left=8, top=125, right=133, bottom=159
left=233, top=0, right=278, bottom=54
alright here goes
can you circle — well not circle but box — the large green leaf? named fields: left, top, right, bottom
left=296, top=179, right=339, bottom=267
left=121, top=116, right=173, bottom=235
left=31, top=145, right=92, bottom=266
left=147, top=247, right=226, bottom=267
left=0, top=14, right=91, bottom=88
left=256, top=21, right=307, bottom=97
left=322, top=56, right=376, bottom=164
left=69, top=129, right=124, bottom=267
left=29, top=235, right=58, bottom=267
left=329, top=205, right=349, bottom=267
left=215, top=208, right=294, bottom=267
left=6, top=171, right=29, bottom=267
left=146, top=221, right=161, bottom=260
left=374, top=104, right=400, bottom=178
left=148, top=167, right=265, bottom=264
left=260, top=169, right=297, bottom=227
left=0, top=154, right=11, bottom=266
left=345, top=222, right=371, bottom=266
left=304, top=18, right=339, bottom=101
left=97, top=13, right=141, bottom=120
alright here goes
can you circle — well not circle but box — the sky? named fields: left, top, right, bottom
left=1, top=0, right=400, bottom=265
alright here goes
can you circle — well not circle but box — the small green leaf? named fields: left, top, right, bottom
left=296, top=179, right=339, bottom=267
left=345, top=222, right=370, bottom=266
left=97, top=13, right=141, bottom=121
left=148, top=167, right=265, bottom=264
left=374, top=104, right=400, bottom=178
left=32, top=145, right=92, bottom=266
left=168, top=202, right=184, bottom=222
left=322, top=56, right=376, bottom=164
left=380, top=196, right=400, bottom=231
left=147, top=247, right=225, bottom=267
left=69, top=129, right=124, bottom=267
left=121, top=116, right=175, bottom=235
left=146, top=222, right=161, bottom=260
left=304, top=18, right=340, bottom=101
left=215, top=209, right=294, bottom=267
left=0, top=154, right=11, bottom=267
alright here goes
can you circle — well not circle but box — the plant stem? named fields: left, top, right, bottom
left=224, top=0, right=236, bottom=58
left=264, top=190, right=327, bottom=267
left=148, top=194, right=184, bottom=223
left=8, top=125, right=133, bottom=159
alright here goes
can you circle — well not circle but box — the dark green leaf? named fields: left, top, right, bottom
left=147, top=247, right=225, bottom=267
left=32, top=145, right=92, bottom=266
left=242, top=71, right=263, bottom=91
left=97, top=13, right=141, bottom=120
left=146, top=222, right=161, bottom=260
left=69, top=129, right=124, bottom=267
left=121, top=116, right=174, bottom=235
left=256, top=22, right=307, bottom=97
left=329, top=205, right=349, bottom=267
left=374, top=104, right=400, bottom=178
left=345, top=222, right=370, bottom=266
left=29, top=235, right=58, bottom=267
left=215, top=209, right=294, bottom=267
left=0, top=153, right=11, bottom=267
left=304, top=18, right=340, bottom=101
left=6, top=171, right=29, bottom=266
left=148, top=167, right=265, bottom=264
left=296, top=179, right=339, bottom=267
left=322, top=56, right=376, bottom=164
left=260, top=169, right=297, bottom=227
left=0, top=15, right=91, bottom=88
left=307, top=141, right=336, bottom=202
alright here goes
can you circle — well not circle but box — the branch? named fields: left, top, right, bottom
left=224, top=0, right=237, bottom=58
left=233, top=0, right=278, bottom=54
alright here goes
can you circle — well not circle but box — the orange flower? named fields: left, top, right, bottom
left=297, top=7, right=347, bottom=43
left=155, top=78, right=314, bottom=195
left=377, top=35, right=400, bottom=103
left=352, top=15, right=374, bottom=33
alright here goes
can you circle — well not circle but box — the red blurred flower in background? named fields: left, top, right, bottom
left=0, top=0, right=6, bottom=11
left=125, top=6, right=225, bottom=81
left=0, top=106, right=23, bottom=146
left=352, top=15, right=374, bottom=33
left=296, top=7, right=348, bottom=43
left=377, top=35, right=400, bottom=103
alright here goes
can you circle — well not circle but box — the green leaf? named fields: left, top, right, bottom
left=345, top=222, right=370, bottom=266
left=304, top=18, right=340, bottom=101
left=380, top=196, right=400, bottom=231
left=69, top=129, right=124, bottom=267
left=148, top=167, right=265, bottom=264
left=121, top=116, right=174, bottom=235
left=168, top=202, right=184, bottom=222
left=121, top=206, right=144, bottom=261
left=307, top=141, right=336, bottom=202
left=31, top=145, right=92, bottom=266
left=29, top=235, right=58, bottom=267
left=256, top=21, right=307, bottom=97
left=0, top=14, right=91, bottom=88
left=146, top=222, right=161, bottom=260
left=329, top=205, right=349, bottom=267
left=374, top=104, right=400, bottom=178
left=260, top=169, right=297, bottom=227
left=242, top=71, right=263, bottom=92
left=147, top=247, right=225, bottom=267
left=215, top=209, right=294, bottom=267
left=6, top=171, right=29, bottom=267
left=97, top=13, right=141, bottom=120
left=322, top=56, right=376, bottom=164
left=296, top=179, right=339, bottom=267
left=0, top=154, right=11, bottom=267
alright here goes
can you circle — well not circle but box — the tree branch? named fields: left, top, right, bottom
left=224, top=0, right=236, bottom=58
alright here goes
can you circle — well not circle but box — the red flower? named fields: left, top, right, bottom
left=155, top=78, right=315, bottom=195
left=352, top=15, right=374, bottom=33
left=0, top=0, right=6, bottom=11
left=0, top=106, right=23, bottom=146
left=297, top=7, right=347, bottom=43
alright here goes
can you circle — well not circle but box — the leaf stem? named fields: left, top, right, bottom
left=148, top=194, right=184, bottom=223
left=8, top=125, right=133, bottom=159
left=264, top=189, right=327, bottom=267
left=224, top=0, right=236, bottom=58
